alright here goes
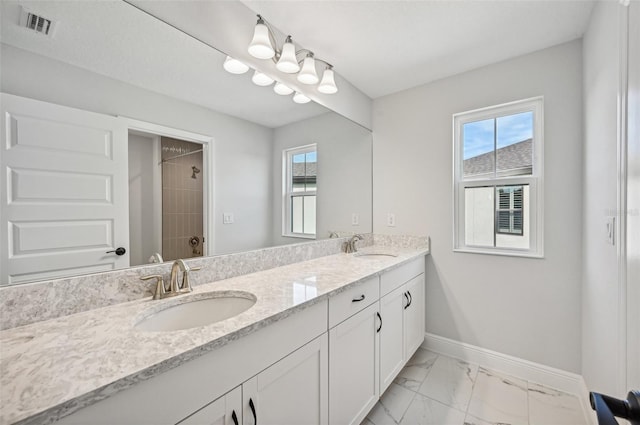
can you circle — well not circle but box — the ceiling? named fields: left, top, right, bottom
left=242, top=0, right=596, bottom=99
left=0, top=0, right=328, bottom=128
left=0, top=1, right=596, bottom=127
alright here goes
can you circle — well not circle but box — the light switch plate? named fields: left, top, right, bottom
left=223, top=213, right=234, bottom=224
left=387, top=213, right=396, bottom=227
left=352, top=213, right=359, bottom=226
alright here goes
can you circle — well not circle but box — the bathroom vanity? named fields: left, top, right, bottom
left=0, top=241, right=428, bottom=425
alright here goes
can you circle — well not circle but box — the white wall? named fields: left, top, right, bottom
left=373, top=40, right=583, bottom=372
left=271, top=112, right=373, bottom=245
left=128, top=133, right=159, bottom=266
left=581, top=1, right=623, bottom=395
left=0, top=44, right=274, bottom=256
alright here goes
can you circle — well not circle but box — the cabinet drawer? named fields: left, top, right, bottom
left=329, top=276, right=379, bottom=328
left=380, top=257, right=424, bottom=296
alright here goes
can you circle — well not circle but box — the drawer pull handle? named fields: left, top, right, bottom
left=407, top=290, right=413, bottom=307
left=352, top=294, right=366, bottom=302
left=232, top=410, right=239, bottom=425
left=404, top=292, right=410, bottom=309
left=249, top=397, right=257, bottom=425
left=376, top=312, right=382, bottom=333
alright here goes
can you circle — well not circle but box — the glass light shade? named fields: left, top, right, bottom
left=293, top=92, right=311, bottom=104
left=318, top=68, right=338, bottom=94
left=297, top=55, right=319, bottom=85
left=223, top=56, right=249, bottom=74
left=252, top=70, right=274, bottom=86
left=276, top=39, right=300, bottom=73
left=274, top=82, right=294, bottom=95
left=248, top=22, right=275, bottom=59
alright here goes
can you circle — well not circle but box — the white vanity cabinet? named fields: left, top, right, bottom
left=378, top=258, right=425, bottom=395
left=178, top=387, right=242, bottom=425
left=241, top=334, right=328, bottom=425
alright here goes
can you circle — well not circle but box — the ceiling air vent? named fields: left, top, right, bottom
left=19, top=7, right=57, bottom=37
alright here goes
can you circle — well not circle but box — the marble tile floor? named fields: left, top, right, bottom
left=362, top=347, right=587, bottom=425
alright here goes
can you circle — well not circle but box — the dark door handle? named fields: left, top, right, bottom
left=231, top=410, right=239, bottom=425
left=404, top=292, right=410, bottom=309
left=352, top=294, right=365, bottom=302
left=590, top=390, right=640, bottom=425
left=376, top=312, right=382, bottom=333
left=249, top=397, right=257, bottom=425
left=106, top=247, right=126, bottom=256
left=407, top=290, right=413, bottom=307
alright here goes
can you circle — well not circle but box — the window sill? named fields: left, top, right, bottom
left=453, top=247, right=544, bottom=259
left=282, top=233, right=316, bottom=240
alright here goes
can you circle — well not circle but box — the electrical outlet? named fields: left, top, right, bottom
left=352, top=213, right=359, bottom=226
left=387, top=213, right=396, bottom=227
left=223, top=213, right=234, bottom=224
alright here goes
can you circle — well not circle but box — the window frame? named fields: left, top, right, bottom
left=282, top=143, right=317, bottom=239
left=453, top=97, right=544, bottom=258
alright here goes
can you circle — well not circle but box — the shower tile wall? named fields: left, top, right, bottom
left=161, top=137, right=203, bottom=261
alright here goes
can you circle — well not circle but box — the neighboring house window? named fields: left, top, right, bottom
left=283, top=144, right=317, bottom=238
left=453, top=97, right=543, bottom=257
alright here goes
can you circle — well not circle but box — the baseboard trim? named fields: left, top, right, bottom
left=423, top=332, right=597, bottom=425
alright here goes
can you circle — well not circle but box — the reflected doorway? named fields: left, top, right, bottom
left=127, top=121, right=211, bottom=267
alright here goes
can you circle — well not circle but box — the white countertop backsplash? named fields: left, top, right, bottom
left=0, top=235, right=429, bottom=425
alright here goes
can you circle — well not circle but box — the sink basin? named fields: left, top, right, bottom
left=354, top=252, right=398, bottom=259
left=135, top=291, right=256, bottom=332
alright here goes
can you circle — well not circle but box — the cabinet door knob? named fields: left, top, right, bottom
left=376, top=312, right=382, bottom=333
left=231, top=410, right=239, bottom=425
left=352, top=294, right=365, bottom=302
left=249, top=397, right=257, bottom=425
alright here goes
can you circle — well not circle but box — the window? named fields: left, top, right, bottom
left=283, top=144, right=317, bottom=238
left=453, top=97, right=543, bottom=257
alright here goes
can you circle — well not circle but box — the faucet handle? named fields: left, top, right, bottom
left=180, top=266, right=202, bottom=293
left=140, top=274, right=166, bottom=300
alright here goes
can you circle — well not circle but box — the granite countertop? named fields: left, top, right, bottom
left=0, top=245, right=428, bottom=425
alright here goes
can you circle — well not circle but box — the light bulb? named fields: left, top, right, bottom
left=252, top=70, right=274, bottom=86
left=248, top=17, right=275, bottom=59
left=276, top=36, right=300, bottom=73
left=318, top=67, right=338, bottom=94
left=293, top=92, right=311, bottom=104
left=297, top=54, right=319, bottom=85
left=223, top=56, right=249, bottom=74
left=274, top=82, right=294, bottom=95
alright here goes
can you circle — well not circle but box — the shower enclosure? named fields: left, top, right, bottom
left=160, top=137, right=204, bottom=261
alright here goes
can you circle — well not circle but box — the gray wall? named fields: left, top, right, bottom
left=271, top=112, right=373, bottom=244
left=0, top=44, right=274, bottom=257
left=372, top=40, right=583, bottom=372
left=581, top=0, right=623, bottom=395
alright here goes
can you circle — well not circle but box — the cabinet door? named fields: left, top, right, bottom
left=379, top=285, right=405, bottom=395
left=329, top=303, right=379, bottom=425
left=403, top=274, right=425, bottom=360
left=243, top=334, right=328, bottom=425
left=179, top=386, right=241, bottom=425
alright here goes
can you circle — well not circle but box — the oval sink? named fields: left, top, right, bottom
left=135, top=291, right=256, bottom=332
left=354, top=253, right=398, bottom=259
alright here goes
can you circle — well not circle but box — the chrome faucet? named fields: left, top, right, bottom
left=345, top=234, right=364, bottom=253
left=141, top=259, right=201, bottom=300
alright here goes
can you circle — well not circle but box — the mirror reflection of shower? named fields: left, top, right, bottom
left=160, top=137, right=204, bottom=261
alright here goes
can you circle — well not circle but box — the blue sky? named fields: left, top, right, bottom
left=293, top=151, right=317, bottom=163
left=463, top=112, right=533, bottom=159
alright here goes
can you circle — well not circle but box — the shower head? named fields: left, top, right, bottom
left=191, top=166, right=201, bottom=179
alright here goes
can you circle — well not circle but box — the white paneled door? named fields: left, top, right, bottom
left=0, top=93, right=129, bottom=285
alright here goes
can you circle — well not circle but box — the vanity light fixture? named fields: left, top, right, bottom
left=293, top=92, right=311, bottom=104
left=223, top=56, right=249, bottom=74
left=246, top=14, right=338, bottom=95
left=274, top=81, right=294, bottom=95
left=252, top=70, right=274, bottom=86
